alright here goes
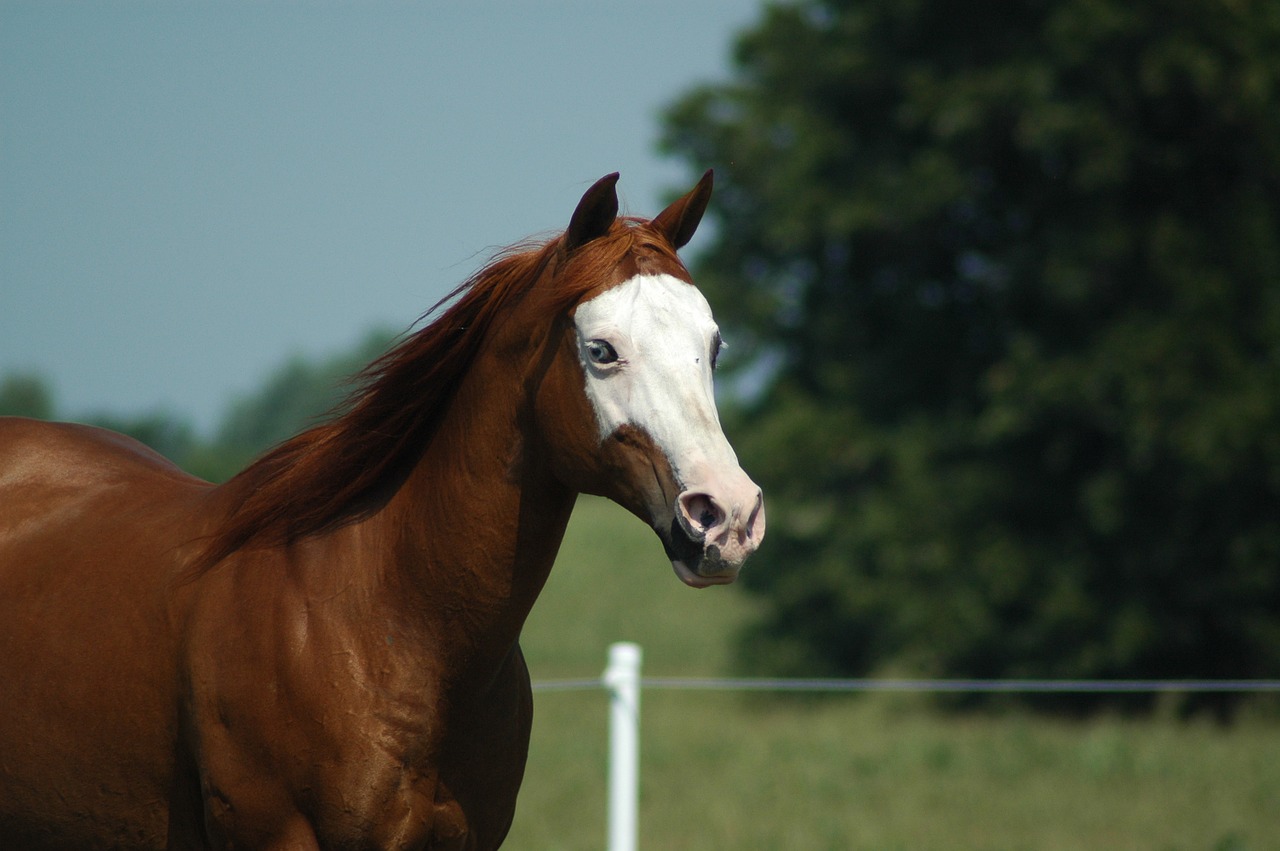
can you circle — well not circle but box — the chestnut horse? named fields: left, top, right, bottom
left=0, top=171, right=763, bottom=850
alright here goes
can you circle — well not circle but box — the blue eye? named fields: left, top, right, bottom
left=586, top=340, right=618, bottom=364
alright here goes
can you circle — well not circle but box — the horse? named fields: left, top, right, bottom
left=0, top=171, right=764, bottom=850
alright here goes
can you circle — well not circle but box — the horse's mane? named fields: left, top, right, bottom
left=196, top=219, right=682, bottom=572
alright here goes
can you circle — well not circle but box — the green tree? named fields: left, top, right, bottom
left=200, top=328, right=397, bottom=481
left=84, top=410, right=200, bottom=469
left=663, top=0, right=1280, bottom=710
left=0, top=373, right=55, bottom=419
left=0, top=333, right=399, bottom=484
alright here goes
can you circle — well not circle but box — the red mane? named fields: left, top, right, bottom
left=196, top=219, right=684, bottom=571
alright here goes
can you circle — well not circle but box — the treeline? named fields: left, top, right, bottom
left=0, top=329, right=396, bottom=483
left=660, top=0, right=1280, bottom=714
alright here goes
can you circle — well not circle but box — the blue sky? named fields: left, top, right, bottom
left=1, top=1, right=762, bottom=433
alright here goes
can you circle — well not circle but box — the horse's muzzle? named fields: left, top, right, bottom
left=663, top=483, right=765, bottom=588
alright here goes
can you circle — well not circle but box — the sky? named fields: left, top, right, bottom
left=1, top=1, right=763, bottom=434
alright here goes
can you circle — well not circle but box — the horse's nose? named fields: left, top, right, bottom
left=677, top=481, right=765, bottom=565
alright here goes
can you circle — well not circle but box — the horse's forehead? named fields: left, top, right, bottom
left=574, top=273, right=714, bottom=337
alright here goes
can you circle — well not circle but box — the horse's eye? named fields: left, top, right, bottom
left=586, top=340, right=619, bottom=365
left=710, top=333, right=724, bottom=371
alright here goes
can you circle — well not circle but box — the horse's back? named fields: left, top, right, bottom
left=0, top=417, right=211, bottom=849
left=0, top=416, right=209, bottom=588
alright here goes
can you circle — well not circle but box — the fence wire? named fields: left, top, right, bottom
left=532, top=677, right=1280, bottom=694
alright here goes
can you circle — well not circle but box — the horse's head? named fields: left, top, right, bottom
left=537, top=172, right=765, bottom=587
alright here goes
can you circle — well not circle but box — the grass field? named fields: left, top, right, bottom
left=507, top=497, right=1280, bottom=850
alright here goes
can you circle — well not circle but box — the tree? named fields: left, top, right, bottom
left=662, top=0, right=1280, bottom=710
left=0, top=333, right=397, bottom=484
left=0, top=371, right=208, bottom=474
left=202, top=328, right=398, bottom=481
left=84, top=410, right=200, bottom=470
left=0, top=373, right=55, bottom=419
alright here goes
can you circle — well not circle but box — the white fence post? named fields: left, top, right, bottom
left=604, top=641, right=642, bottom=851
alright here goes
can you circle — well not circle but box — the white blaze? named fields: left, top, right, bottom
left=573, top=272, right=766, bottom=585
left=573, top=273, right=739, bottom=486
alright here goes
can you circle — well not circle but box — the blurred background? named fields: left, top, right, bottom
left=4, top=1, right=1279, bottom=847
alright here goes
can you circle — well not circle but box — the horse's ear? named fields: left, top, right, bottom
left=565, top=172, right=621, bottom=253
left=652, top=169, right=714, bottom=250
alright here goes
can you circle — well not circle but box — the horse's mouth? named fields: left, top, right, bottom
left=671, top=557, right=738, bottom=588
left=662, top=516, right=740, bottom=588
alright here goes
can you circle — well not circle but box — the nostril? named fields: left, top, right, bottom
left=746, top=490, right=764, bottom=541
left=679, top=492, right=723, bottom=533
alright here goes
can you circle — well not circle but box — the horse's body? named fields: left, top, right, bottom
left=0, top=172, right=762, bottom=850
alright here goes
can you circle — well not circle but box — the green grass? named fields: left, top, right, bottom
left=508, top=497, right=1280, bottom=850
left=518, top=495, right=763, bottom=680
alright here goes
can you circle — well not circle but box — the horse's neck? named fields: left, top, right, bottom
left=371, top=342, right=577, bottom=674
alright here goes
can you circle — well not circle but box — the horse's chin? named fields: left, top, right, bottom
left=671, top=558, right=740, bottom=589
left=660, top=515, right=745, bottom=587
